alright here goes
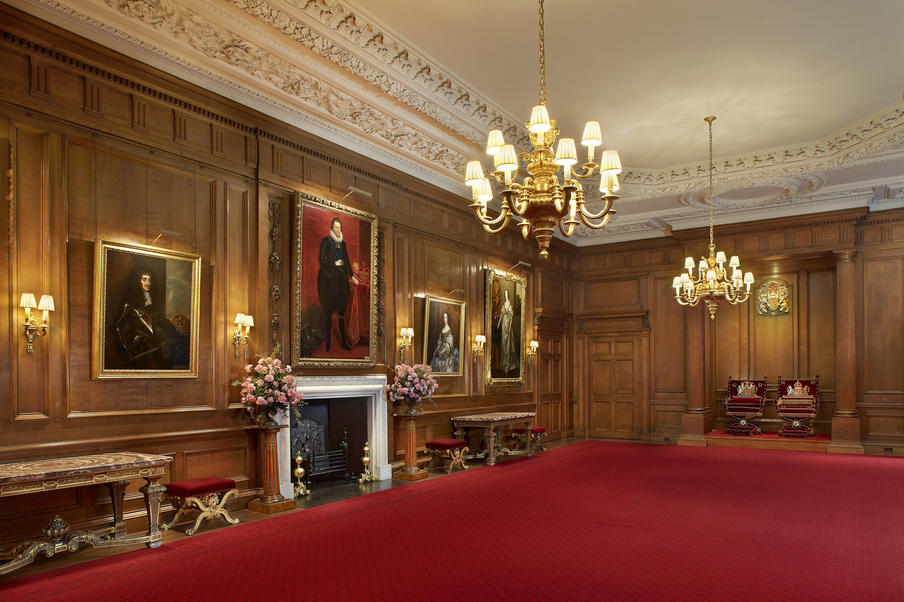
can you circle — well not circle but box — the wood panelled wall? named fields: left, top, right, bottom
left=572, top=210, right=904, bottom=452
left=0, top=8, right=573, bottom=544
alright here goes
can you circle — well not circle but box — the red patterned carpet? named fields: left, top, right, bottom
left=3, top=441, right=904, bottom=601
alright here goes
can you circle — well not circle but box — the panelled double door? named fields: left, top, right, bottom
left=588, top=334, right=648, bottom=439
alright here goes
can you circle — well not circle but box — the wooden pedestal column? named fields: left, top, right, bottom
left=679, top=304, right=712, bottom=446
left=395, top=414, right=428, bottom=481
left=248, top=422, right=296, bottom=513
left=828, top=250, right=864, bottom=454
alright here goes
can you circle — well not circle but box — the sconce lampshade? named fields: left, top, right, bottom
left=554, top=138, right=578, bottom=167
left=581, top=121, right=602, bottom=147
left=465, top=161, right=485, bottom=187
left=528, top=104, right=551, bottom=134
left=38, top=295, right=55, bottom=312
left=19, top=293, right=37, bottom=309
left=485, top=130, right=505, bottom=156
left=234, top=312, right=246, bottom=326
left=600, top=173, right=620, bottom=196
left=241, top=314, right=254, bottom=328
left=476, top=179, right=493, bottom=204
left=494, top=144, right=518, bottom=173
left=599, top=150, right=622, bottom=176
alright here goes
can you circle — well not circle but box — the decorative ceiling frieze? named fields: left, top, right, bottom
left=6, top=0, right=904, bottom=246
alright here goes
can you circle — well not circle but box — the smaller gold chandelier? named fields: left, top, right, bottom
left=463, top=0, right=620, bottom=259
left=672, top=116, right=754, bottom=319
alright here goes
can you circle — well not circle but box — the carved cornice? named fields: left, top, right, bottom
left=621, top=103, right=904, bottom=195
left=7, top=0, right=904, bottom=246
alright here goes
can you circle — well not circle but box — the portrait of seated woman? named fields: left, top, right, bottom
left=424, top=297, right=465, bottom=376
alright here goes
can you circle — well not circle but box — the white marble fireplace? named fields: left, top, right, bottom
left=277, top=374, right=390, bottom=497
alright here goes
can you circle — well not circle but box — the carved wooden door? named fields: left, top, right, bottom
left=588, top=335, right=642, bottom=439
left=538, top=335, right=565, bottom=440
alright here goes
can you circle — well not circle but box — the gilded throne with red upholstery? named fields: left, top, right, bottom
left=776, top=377, right=819, bottom=437
left=723, top=377, right=767, bottom=435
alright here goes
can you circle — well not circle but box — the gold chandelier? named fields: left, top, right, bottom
left=463, top=0, right=620, bottom=259
left=672, top=116, right=754, bottom=319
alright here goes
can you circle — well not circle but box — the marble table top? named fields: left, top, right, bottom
left=0, top=452, right=171, bottom=496
left=451, top=411, right=535, bottom=423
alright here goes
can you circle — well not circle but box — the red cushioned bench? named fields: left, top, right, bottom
left=425, top=439, right=469, bottom=473
left=162, top=477, right=239, bottom=536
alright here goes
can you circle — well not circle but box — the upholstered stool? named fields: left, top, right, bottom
left=162, top=477, right=240, bottom=536
left=425, top=439, right=469, bottom=473
left=528, top=426, right=548, bottom=454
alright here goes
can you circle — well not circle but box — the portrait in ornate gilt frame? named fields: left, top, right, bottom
left=92, top=240, right=201, bottom=379
left=292, top=191, right=379, bottom=368
left=485, top=269, right=525, bottom=385
left=756, top=278, right=791, bottom=317
left=423, top=295, right=465, bottom=377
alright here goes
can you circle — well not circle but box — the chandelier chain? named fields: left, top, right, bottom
left=707, top=116, right=715, bottom=252
left=538, top=0, right=546, bottom=105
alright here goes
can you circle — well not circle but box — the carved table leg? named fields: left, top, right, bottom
left=140, top=477, right=166, bottom=548
left=107, top=479, right=129, bottom=540
left=484, top=427, right=498, bottom=466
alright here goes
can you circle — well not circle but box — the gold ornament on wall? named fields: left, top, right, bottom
left=756, top=278, right=791, bottom=317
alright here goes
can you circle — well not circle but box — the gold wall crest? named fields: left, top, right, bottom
left=755, top=278, right=791, bottom=317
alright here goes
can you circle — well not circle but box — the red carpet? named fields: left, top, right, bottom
left=2, top=441, right=904, bottom=601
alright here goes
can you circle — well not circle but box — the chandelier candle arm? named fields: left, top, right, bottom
left=462, top=0, right=620, bottom=259
left=671, top=116, right=754, bottom=319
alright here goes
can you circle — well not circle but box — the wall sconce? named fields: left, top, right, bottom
left=472, top=334, right=486, bottom=362
left=233, top=313, right=254, bottom=356
left=398, top=328, right=414, bottom=354
left=527, top=339, right=539, bottom=363
left=20, top=293, right=54, bottom=353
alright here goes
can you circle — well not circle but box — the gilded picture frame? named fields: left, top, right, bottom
left=292, top=191, right=379, bottom=368
left=484, top=268, right=525, bottom=385
left=423, top=295, right=466, bottom=377
left=92, top=240, right=201, bottom=379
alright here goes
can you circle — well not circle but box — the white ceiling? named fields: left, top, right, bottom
left=355, top=0, right=904, bottom=168
left=9, top=0, right=904, bottom=244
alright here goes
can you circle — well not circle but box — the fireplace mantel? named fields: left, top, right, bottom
left=278, top=374, right=390, bottom=497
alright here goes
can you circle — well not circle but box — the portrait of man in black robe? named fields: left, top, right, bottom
left=317, top=217, right=361, bottom=351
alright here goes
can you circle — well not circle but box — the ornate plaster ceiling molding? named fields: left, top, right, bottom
left=678, top=175, right=825, bottom=210
left=11, top=0, right=488, bottom=193
left=228, top=0, right=529, bottom=150
left=571, top=179, right=904, bottom=245
left=621, top=103, right=904, bottom=197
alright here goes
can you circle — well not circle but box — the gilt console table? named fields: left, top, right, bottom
left=451, top=411, right=535, bottom=466
left=0, top=451, right=171, bottom=576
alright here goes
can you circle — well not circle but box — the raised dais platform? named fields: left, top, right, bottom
left=705, top=430, right=831, bottom=452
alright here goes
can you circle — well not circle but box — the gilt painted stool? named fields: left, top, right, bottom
left=425, top=439, right=469, bottom=473
left=162, top=477, right=239, bottom=536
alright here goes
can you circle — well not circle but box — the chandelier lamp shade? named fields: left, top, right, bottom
left=463, top=0, right=620, bottom=259
left=672, top=116, right=754, bottom=319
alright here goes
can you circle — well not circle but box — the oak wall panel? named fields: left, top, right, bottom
left=863, top=257, right=904, bottom=392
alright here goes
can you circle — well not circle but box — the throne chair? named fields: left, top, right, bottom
left=723, top=377, right=768, bottom=435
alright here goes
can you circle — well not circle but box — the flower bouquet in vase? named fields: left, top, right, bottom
left=385, top=363, right=438, bottom=415
left=233, top=346, right=304, bottom=425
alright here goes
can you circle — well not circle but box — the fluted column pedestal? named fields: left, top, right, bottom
left=394, top=414, right=428, bottom=481
left=679, top=304, right=712, bottom=446
left=249, top=422, right=296, bottom=513
left=828, top=250, right=864, bottom=454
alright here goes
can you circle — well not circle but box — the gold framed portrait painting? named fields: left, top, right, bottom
left=484, top=269, right=525, bottom=385
left=292, top=191, right=379, bottom=368
left=423, top=295, right=465, bottom=377
left=92, top=240, right=201, bottom=379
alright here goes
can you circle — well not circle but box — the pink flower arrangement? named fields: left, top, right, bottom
left=233, top=346, right=304, bottom=424
left=385, top=364, right=438, bottom=413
